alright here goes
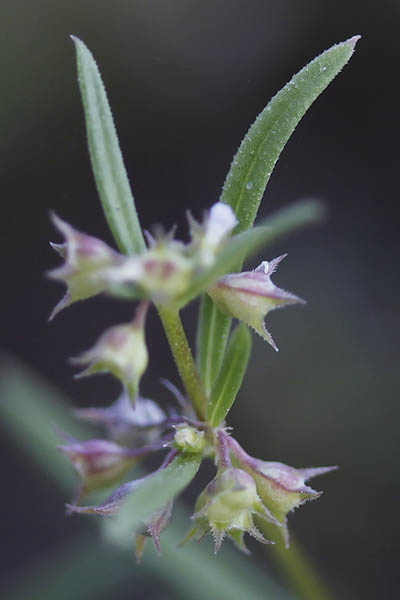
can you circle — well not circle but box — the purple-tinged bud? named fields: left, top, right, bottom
left=188, top=202, right=238, bottom=267
left=71, top=302, right=149, bottom=404
left=48, top=214, right=120, bottom=319
left=207, top=254, right=305, bottom=351
left=136, top=501, right=174, bottom=563
left=75, top=389, right=166, bottom=445
left=185, top=467, right=278, bottom=553
left=227, top=437, right=337, bottom=548
left=58, top=438, right=140, bottom=501
left=106, top=238, right=193, bottom=304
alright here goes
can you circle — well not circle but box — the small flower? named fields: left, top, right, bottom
left=58, top=437, right=141, bottom=502
left=228, top=437, right=337, bottom=547
left=188, top=202, right=238, bottom=267
left=173, top=425, right=205, bottom=454
left=48, top=214, right=120, bottom=319
left=105, top=202, right=237, bottom=304
left=207, top=254, right=304, bottom=351
left=185, top=467, right=278, bottom=553
left=71, top=302, right=149, bottom=403
left=75, top=389, right=166, bottom=445
left=106, top=234, right=193, bottom=304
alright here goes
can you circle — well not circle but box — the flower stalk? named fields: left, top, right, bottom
left=157, top=304, right=208, bottom=420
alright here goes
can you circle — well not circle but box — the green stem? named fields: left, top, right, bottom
left=158, top=305, right=207, bottom=420
left=257, top=519, right=336, bottom=600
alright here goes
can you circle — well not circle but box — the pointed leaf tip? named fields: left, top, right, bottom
left=346, top=35, right=361, bottom=50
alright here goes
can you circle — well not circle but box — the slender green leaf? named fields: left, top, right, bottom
left=207, top=324, right=252, bottom=427
left=72, top=36, right=146, bottom=255
left=221, top=36, right=359, bottom=233
left=182, top=199, right=324, bottom=308
left=197, top=295, right=232, bottom=396
left=197, top=36, right=359, bottom=396
left=106, top=453, right=201, bottom=542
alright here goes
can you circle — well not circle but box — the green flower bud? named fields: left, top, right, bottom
left=173, top=425, right=205, bottom=454
left=105, top=202, right=237, bottom=304
left=228, top=437, right=337, bottom=547
left=207, top=254, right=305, bottom=351
left=48, top=214, right=120, bottom=319
left=186, top=467, right=278, bottom=553
left=106, top=236, right=193, bottom=304
left=71, top=302, right=149, bottom=404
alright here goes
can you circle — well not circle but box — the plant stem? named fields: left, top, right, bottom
left=257, top=519, right=336, bottom=600
left=216, top=431, right=232, bottom=468
left=157, top=305, right=207, bottom=420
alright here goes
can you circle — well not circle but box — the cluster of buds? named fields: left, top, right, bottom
left=180, top=431, right=335, bottom=553
left=49, top=201, right=335, bottom=560
left=48, top=202, right=238, bottom=315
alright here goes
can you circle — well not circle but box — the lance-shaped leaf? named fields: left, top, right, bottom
left=221, top=36, right=360, bottom=233
left=207, top=323, right=252, bottom=427
left=79, top=453, right=202, bottom=543
left=197, top=36, right=359, bottom=396
left=116, top=453, right=201, bottom=531
left=72, top=36, right=146, bottom=255
left=197, top=296, right=232, bottom=396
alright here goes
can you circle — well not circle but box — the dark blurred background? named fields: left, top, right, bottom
left=1, top=1, right=399, bottom=598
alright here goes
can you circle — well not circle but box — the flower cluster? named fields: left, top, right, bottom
left=49, top=201, right=335, bottom=560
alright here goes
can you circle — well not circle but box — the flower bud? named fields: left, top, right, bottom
left=186, top=467, right=277, bottom=553
left=207, top=254, right=305, bottom=351
left=48, top=214, right=120, bottom=319
left=188, top=202, right=238, bottom=267
left=58, top=438, right=140, bottom=501
left=72, top=302, right=149, bottom=404
left=229, top=439, right=337, bottom=547
left=106, top=203, right=237, bottom=303
left=173, top=425, right=205, bottom=454
left=106, top=237, right=193, bottom=304
left=75, top=389, right=166, bottom=445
